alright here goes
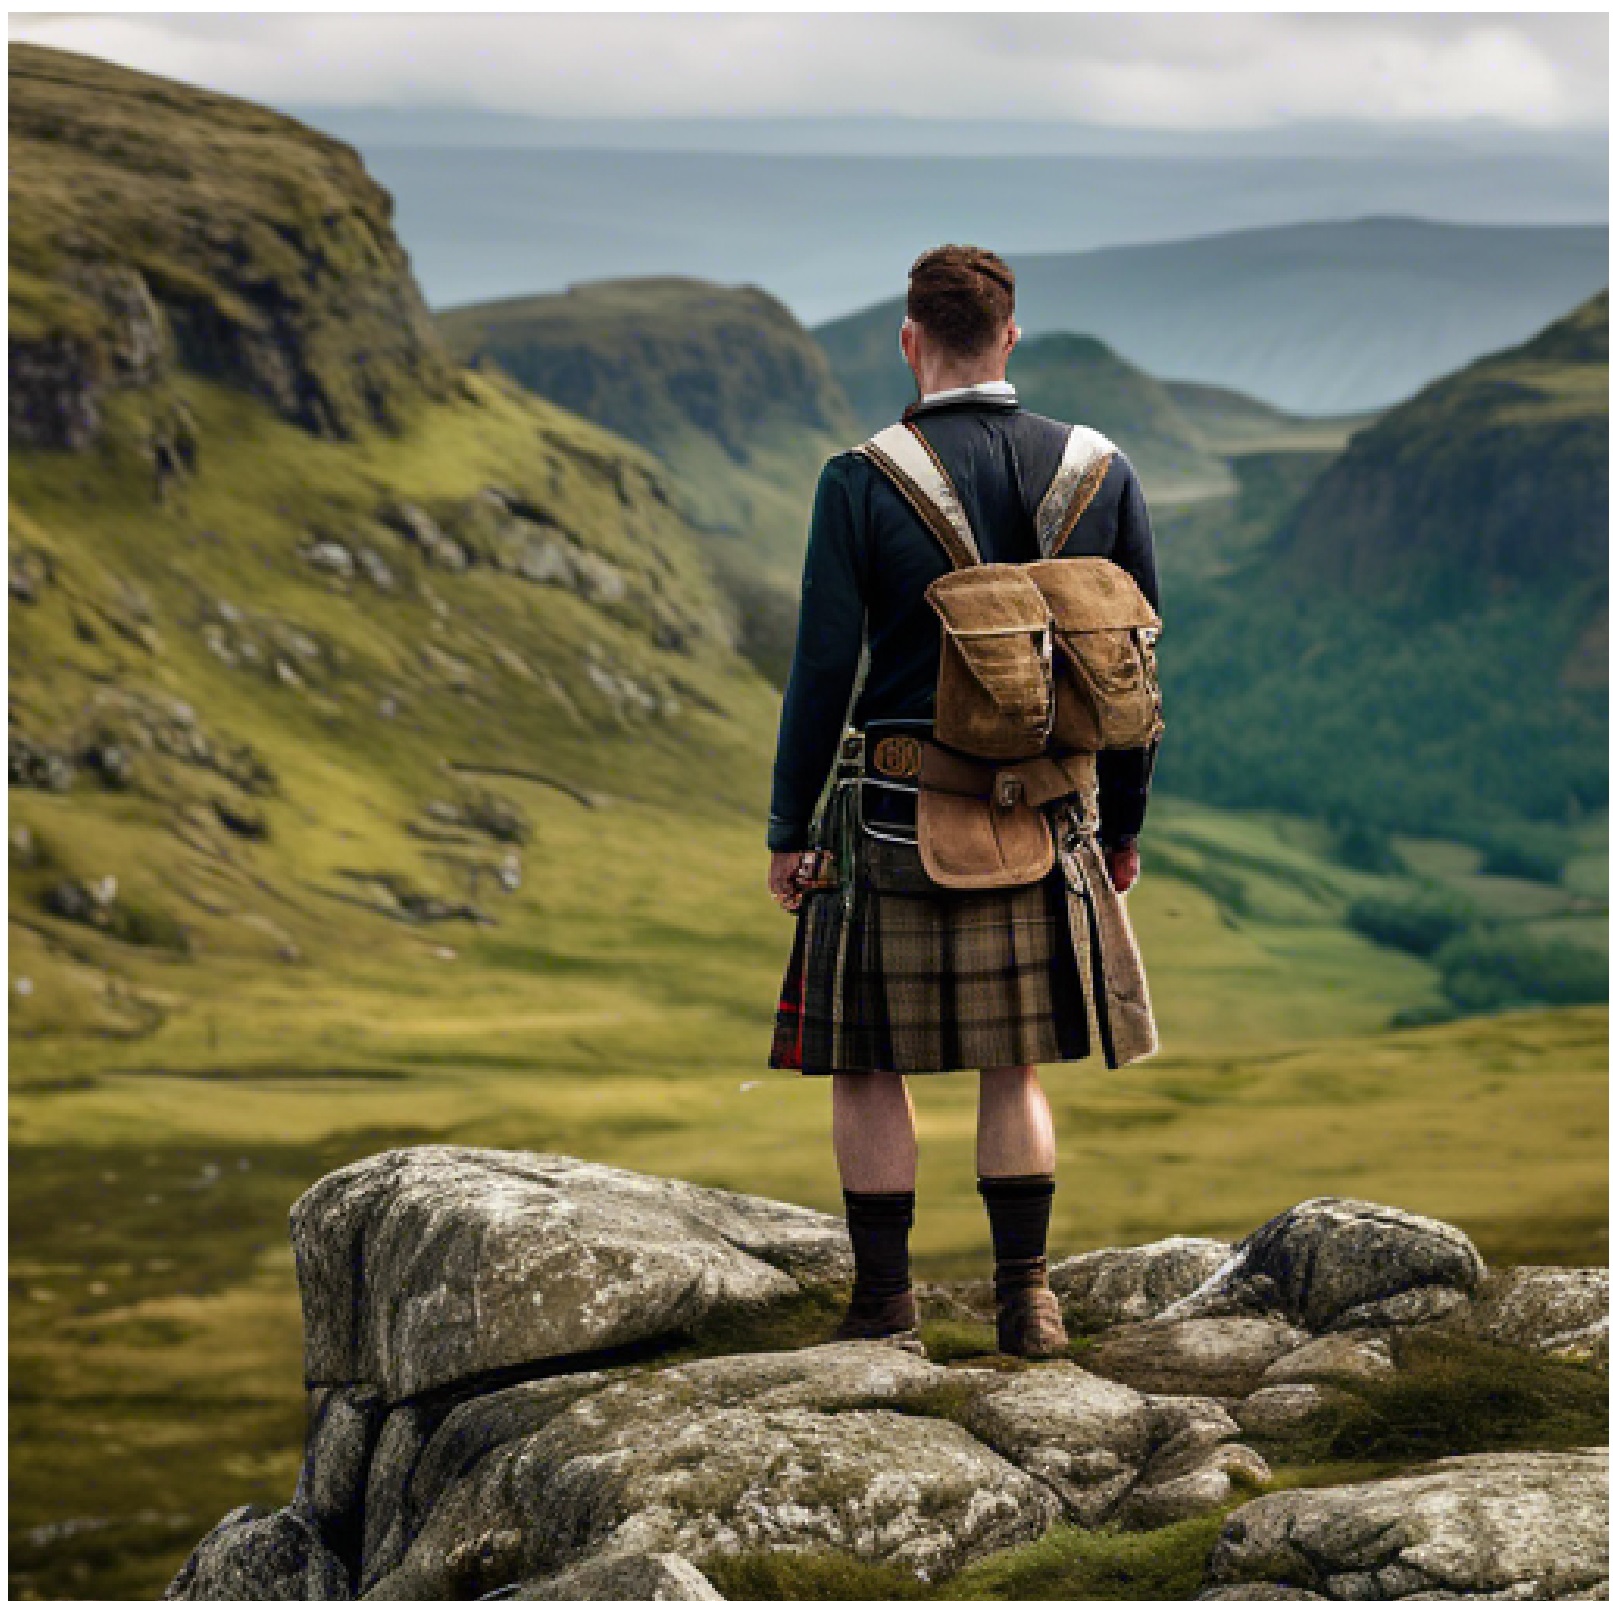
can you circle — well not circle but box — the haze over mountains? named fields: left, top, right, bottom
left=328, top=132, right=1606, bottom=344
left=817, top=218, right=1609, bottom=415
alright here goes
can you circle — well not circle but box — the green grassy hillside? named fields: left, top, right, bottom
left=440, top=277, right=862, bottom=681
left=1154, top=293, right=1608, bottom=851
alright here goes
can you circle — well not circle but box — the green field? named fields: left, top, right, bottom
left=10, top=772, right=1608, bottom=1599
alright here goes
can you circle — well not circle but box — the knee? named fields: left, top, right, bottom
left=981, top=1064, right=1039, bottom=1100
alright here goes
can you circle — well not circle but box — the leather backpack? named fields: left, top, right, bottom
left=856, top=420, right=1163, bottom=764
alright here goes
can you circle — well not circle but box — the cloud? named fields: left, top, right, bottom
left=9, top=12, right=1607, bottom=129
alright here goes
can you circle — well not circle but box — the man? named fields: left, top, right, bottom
left=766, top=244, right=1161, bottom=1357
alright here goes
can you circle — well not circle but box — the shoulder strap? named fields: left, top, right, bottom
left=1036, top=424, right=1118, bottom=558
left=855, top=422, right=981, bottom=569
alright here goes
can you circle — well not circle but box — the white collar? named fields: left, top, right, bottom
left=919, top=379, right=1017, bottom=405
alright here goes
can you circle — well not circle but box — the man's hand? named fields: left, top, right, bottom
left=769, top=850, right=807, bottom=912
left=1105, top=841, right=1141, bottom=893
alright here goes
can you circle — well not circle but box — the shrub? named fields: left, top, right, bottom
left=1333, top=817, right=1402, bottom=874
left=1346, top=890, right=1477, bottom=958
left=1474, top=824, right=1575, bottom=885
left=1435, top=928, right=1607, bottom=1013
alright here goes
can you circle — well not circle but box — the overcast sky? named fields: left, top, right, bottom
left=9, top=12, right=1608, bottom=129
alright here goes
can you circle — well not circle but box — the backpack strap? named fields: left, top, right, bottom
left=1037, top=424, right=1118, bottom=557
left=855, top=422, right=981, bottom=569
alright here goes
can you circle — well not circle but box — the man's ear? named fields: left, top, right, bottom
left=1004, top=320, right=1022, bottom=358
left=899, top=318, right=919, bottom=373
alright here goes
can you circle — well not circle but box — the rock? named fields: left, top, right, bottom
left=357, top=548, right=396, bottom=591
left=362, top=1343, right=1060, bottom=1597
left=361, top=1372, right=617, bottom=1591
left=956, top=1362, right=1267, bottom=1529
left=294, top=1385, right=385, bottom=1577
left=1051, top=1236, right=1234, bottom=1331
left=9, top=733, right=74, bottom=791
left=1465, top=1266, right=1609, bottom=1369
left=1201, top=1447, right=1608, bottom=1599
left=307, top=542, right=355, bottom=580
left=512, top=1550, right=728, bottom=1600
left=1231, top=1383, right=1337, bottom=1436
left=1082, top=1314, right=1309, bottom=1399
left=161, top=1505, right=350, bottom=1600
left=10, top=546, right=50, bottom=603
left=1259, top=1330, right=1394, bottom=1386
left=289, top=1148, right=852, bottom=1400
left=388, top=504, right=468, bottom=572
left=1154, top=1197, right=1485, bottom=1334
left=1196, top=1588, right=1328, bottom=1601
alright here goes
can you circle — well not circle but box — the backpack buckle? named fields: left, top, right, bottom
left=993, top=772, right=1025, bottom=810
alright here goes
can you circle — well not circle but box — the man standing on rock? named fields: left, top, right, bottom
left=766, top=244, right=1162, bottom=1358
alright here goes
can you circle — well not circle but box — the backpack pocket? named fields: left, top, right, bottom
left=926, top=566, right=1055, bottom=760
left=1026, top=558, right=1162, bottom=751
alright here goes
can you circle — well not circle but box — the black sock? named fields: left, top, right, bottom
left=978, top=1173, right=1056, bottom=1289
left=842, top=1188, right=915, bottom=1300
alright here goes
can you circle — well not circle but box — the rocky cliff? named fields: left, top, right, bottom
left=10, top=44, right=457, bottom=446
left=439, top=277, right=863, bottom=682
left=1273, top=290, right=1609, bottom=614
left=166, top=1149, right=1608, bottom=1601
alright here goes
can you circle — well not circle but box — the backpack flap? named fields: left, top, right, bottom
left=926, top=566, right=1055, bottom=761
left=1025, top=558, right=1163, bottom=751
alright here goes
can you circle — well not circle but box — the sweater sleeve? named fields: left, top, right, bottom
left=1097, top=457, right=1163, bottom=847
left=767, top=455, right=867, bottom=852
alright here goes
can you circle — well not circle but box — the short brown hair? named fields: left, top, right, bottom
left=907, top=245, right=1015, bottom=359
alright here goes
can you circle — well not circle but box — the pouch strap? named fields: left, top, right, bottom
left=917, top=742, right=1096, bottom=810
left=856, top=422, right=981, bottom=569
left=1036, top=424, right=1118, bottom=557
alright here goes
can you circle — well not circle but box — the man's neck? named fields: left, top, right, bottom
left=921, top=370, right=1008, bottom=397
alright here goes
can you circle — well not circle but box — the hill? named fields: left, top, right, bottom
left=814, top=217, right=1609, bottom=416
left=439, top=277, right=861, bottom=679
left=1274, top=290, right=1610, bottom=610
left=1154, top=293, right=1609, bottom=844
left=9, top=46, right=778, bottom=1039
left=823, top=318, right=1368, bottom=477
left=9, top=43, right=456, bottom=446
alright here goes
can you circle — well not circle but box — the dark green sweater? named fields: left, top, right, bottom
left=768, top=390, right=1162, bottom=853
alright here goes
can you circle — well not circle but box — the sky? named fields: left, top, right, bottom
left=9, top=12, right=1608, bottom=131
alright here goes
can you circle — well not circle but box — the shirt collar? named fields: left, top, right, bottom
left=904, top=379, right=1019, bottom=418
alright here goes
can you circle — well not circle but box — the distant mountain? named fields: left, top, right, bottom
left=439, top=277, right=861, bottom=680
left=814, top=218, right=1609, bottom=415
left=1273, top=290, right=1609, bottom=609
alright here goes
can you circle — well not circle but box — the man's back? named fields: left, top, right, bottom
left=768, top=387, right=1161, bottom=853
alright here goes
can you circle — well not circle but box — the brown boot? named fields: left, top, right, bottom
left=832, top=1286, right=923, bottom=1352
left=995, top=1258, right=1069, bottom=1358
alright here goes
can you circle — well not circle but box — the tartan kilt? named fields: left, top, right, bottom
left=769, top=870, right=1090, bottom=1076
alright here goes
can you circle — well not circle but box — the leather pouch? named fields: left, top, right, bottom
left=925, top=566, right=1055, bottom=761
left=915, top=743, right=1061, bottom=890
left=1026, top=557, right=1162, bottom=751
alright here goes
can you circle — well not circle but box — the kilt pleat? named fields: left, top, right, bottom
left=769, top=872, right=1089, bottom=1076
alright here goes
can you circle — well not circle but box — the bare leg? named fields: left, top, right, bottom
left=832, top=1071, right=918, bottom=1192
left=976, top=1064, right=1056, bottom=1177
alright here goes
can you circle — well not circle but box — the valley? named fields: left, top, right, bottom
left=7, top=42, right=1606, bottom=1601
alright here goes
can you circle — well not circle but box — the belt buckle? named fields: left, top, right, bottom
left=871, top=734, right=923, bottom=780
